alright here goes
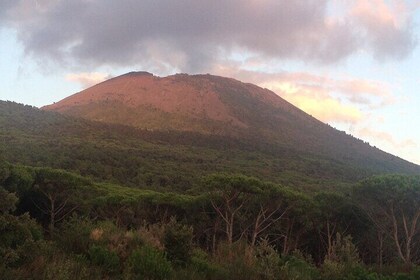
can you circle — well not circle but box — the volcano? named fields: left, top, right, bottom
left=43, top=72, right=420, bottom=174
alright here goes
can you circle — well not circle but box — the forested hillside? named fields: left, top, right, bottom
left=1, top=101, right=418, bottom=193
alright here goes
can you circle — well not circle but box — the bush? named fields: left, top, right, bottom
left=88, top=245, right=120, bottom=274
left=124, top=245, right=172, bottom=280
left=163, top=219, right=193, bottom=267
left=138, top=222, right=166, bottom=250
left=185, top=249, right=228, bottom=280
left=0, top=195, right=43, bottom=271
left=254, top=240, right=282, bottom=279
left=214, top=241, right=257, bottom=280
left=42, top=255, right=92, bottom=280
left=57, top=215, right=95, bottom=254
left=320, top=233, right=367, bottom=280
left=279, top=253, right=319, bottom=280
left=96, top=223, right=142, bottom=261
left=328, top=234, right=361, bottom=265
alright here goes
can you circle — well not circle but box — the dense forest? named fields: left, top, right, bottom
left=1, top=161, right=419, bottom=279
left=1, top=101, right=419, bottom=279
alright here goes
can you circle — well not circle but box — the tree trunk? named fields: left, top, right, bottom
left=391, top=206, right=409, bottom=265
left=228, top=215, right=234, bottom=244
left=49, top=196, right=55, bottom=237
left=251, top=212, right=262, bottom=247
left=327, top=220, right=333, bottom=259
left=378, top=231, right=384, bottom=270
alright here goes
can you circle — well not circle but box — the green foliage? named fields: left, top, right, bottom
left=0, top=187, right=46, bottom=280
left=0, top=160, right=419, bottom=279
left=254, top=240, right=282, bottom=279
left=57, top=215, right=96, bottom=254
left=2, top=165, right=34, bottom=196
left=186, top=249, right=228, bottom=279
left=0, top=161, right=11, bottom=184
left=0, top=187, right=18, bottom=214
left=163, top=219, right=193, bottom=267
left=278, top=254, right=319, bottom=280
left=354, top=175, right=420, bottom=213
left=88, top=245, right=120, bottom=274
left=42, top=254, right=97, bottom=280
left=0, top=213, right=41, bottom=258
left=327, top=234, right=361, bottom=265
left=124, top=245, right=172, bottom=280
left=320, top=234, right=365, bottom=280
left=353, top=175, right=420, bottom=265
left=98, top=226, right=144, bottom=262
left=205, top=173, right=264, bottom=194
left=214, top=241, right=258, bottom=280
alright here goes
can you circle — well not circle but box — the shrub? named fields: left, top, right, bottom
left=320, top=233, right=367, bottom=280
left=88, top=245, right=120, bottom=274
left=137, top=222, right=166, bottom=250
left=124, top=245, right=172, bottom=280
left=87, top=220, right=139, bottom=260
left=0, top=206, right=43, bottom=271
left=328, top=233, right=361, bottom=265
left=279, top=253, right=319, bottom=280
left=57, top=215, right=95, bottom=254
left=214, top=241, right=257, bottom=280
left=254, top=239, right=282, bottom=279
left=163, top=219, right=193, bottom=267
left=42, top=254, right=94, bottom=280
left=184, top=249, right=228, bottom=280
left=5, top=241, right=101, bottom=280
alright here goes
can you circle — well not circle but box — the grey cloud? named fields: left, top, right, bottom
left=1, top=0, right=417, bottom=72
left=0, top=0, right=15, bottom=22
left=369, top=23, right=416, bottom=60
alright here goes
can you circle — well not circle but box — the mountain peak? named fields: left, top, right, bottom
left=122, top=71, right=154, bottom=77
left=43, top=71, right=302, bottom=134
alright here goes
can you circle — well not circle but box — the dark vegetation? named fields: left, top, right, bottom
left=0, top=100, right=419, bottom=279
left=1, top=162, right=419, bottom=279
left=1, top=101, right=419, bottom=192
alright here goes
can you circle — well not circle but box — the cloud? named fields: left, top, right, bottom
left=211, top=65, right=395, bottom=124
left=0, top=0, right=416, bottom=72
left=356, top=127, right=417, bottom=149
left=214, top=66, right=393, bottom=101
left=275, top=73, right=394, bottom=107
left=352, top=125, right=419, bottom=164
left=65, top=72, right=112, bottom=88
left=272, top=84, right=364, bottom=124
left=350, top=0, right=416, bottom=60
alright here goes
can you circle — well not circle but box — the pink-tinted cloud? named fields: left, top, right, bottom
left=357, top=127, right=417, bottom=149
left=267, top=82, right=364, bottom=124
left=351, top=0, right=408, bottom=27
left=212, top=66, right=376, bottom=124
left=211, top=65, right=396, bottom=124
left=349, top=0, right=415, bottom=60
left=214, top=66, right=392, bottom=102
left=66, top=72, right=112, bottom=88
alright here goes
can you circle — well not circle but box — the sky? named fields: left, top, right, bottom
left=0, top=0, right=420, bottom=164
